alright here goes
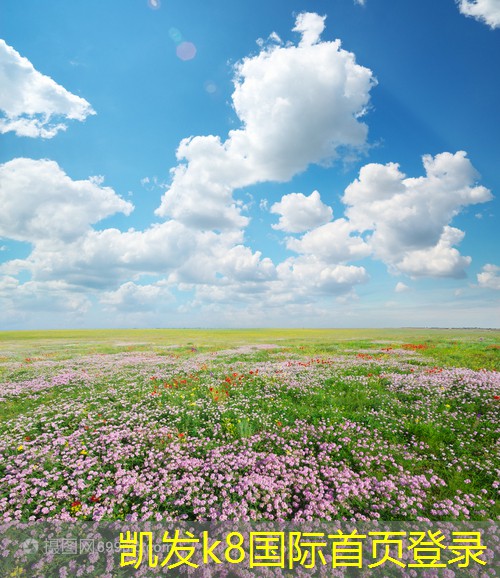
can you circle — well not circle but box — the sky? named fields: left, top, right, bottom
left=0, top=0, right=499, bottom=330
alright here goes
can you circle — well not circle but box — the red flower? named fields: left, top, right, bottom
left=71, top=500, right=82, bottom=508
left=494, top=396, right=500, bottom=400
left=90, top=495, right=99, bottom=503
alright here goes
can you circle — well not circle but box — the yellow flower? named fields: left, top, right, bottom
left=10, top=567, right=25, bottom=577
left=445, top=404, right=451, bottom=408
left=17, top=445, right=24, bottom=452
left=80, top=449, right=88, bottom=455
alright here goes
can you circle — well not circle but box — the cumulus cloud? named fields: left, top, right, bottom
left=395, top=227, right=471, bottom=278
left=0, top=158, right=133, bottom=243
left=155, top=12, right=375, bottom=230
left=477, top=264, right=500, bottom=290
left=216, top=245, right=276, bottom=282
left=292, top=12, right=326, bottom=46
left=0, top=39, right=95, bottom=138
left=100, top=281, right=173, bottom=312
left=457, top=0, right=500, bottom=28
left=0, top=276, right=90, bottom=314
left=276, top=255, right=369, bottom=295
left=155, top=135, right=249, bottom=230
left=343, top=151, right=492, bottom=277
left=2, top=216, right=276, bottom=293
left=270, top=190, right=333, bottom=233
left=286, top=218, right=370, bottom=263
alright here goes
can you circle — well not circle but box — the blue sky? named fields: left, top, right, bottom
left=1, top=0, right=499, bottom=329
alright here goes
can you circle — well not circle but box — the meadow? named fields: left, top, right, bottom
left=0, top=328, right=499, bottom=525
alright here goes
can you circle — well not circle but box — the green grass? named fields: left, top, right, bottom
left=0, top=328, right=498, bottom=525
left=1, top=327, right=498, bottom=368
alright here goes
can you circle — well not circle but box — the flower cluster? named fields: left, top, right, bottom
left=0, top=344, right=498, bottom=523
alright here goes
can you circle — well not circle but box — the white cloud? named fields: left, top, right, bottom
left=286, top=218, right=370, bottom=263
left=0, top=276, right=90, bottom=314
left=1, top=215, right=277, bottom=293
left=0, top=158, right=133, bottom=243
left=276, top=255, right=369, bottom=294
left=155, top=135, right=250, bottom=230
left=457, top=0, right=500, bottom=29
left=155, top=12, right=375, bottom=229
left=343, top=151, right=492, bottom=277
left=395, top=227, right=471, bottom=278
left=100, top=281, right=173, bottom=312
left=229, top=17, right=375, bottom=182
left=4, top=13, right=495, bottom=328
left=395, top=282, right=410, bottom=293
left=216, top=245, right=276, bottom=282
left=292, top=12, right=326, bottom=46
left=270, top=190, right=333, bottom=233
left=0, top=39, right=95, bottom=138
left=477, top=264, right=500, bottom=290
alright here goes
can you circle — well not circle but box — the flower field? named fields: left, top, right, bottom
left=0, top=329, right=499, bottom=524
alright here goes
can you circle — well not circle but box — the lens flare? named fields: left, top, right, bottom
left=204, top=81, right=217, bottom=94
left=176, top=42, right=197, bottom=61
left=168, top=27, right=183, bottom=44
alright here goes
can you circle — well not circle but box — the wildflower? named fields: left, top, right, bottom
left=17, top=445, right=24, bottom=452
left=70, top=500, right=82, bottom=513
left=90, top=495, right=100, bottom=503
left=80, top=449, right=88, bottom=455
left=494, top=396, right=500, bottom=400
